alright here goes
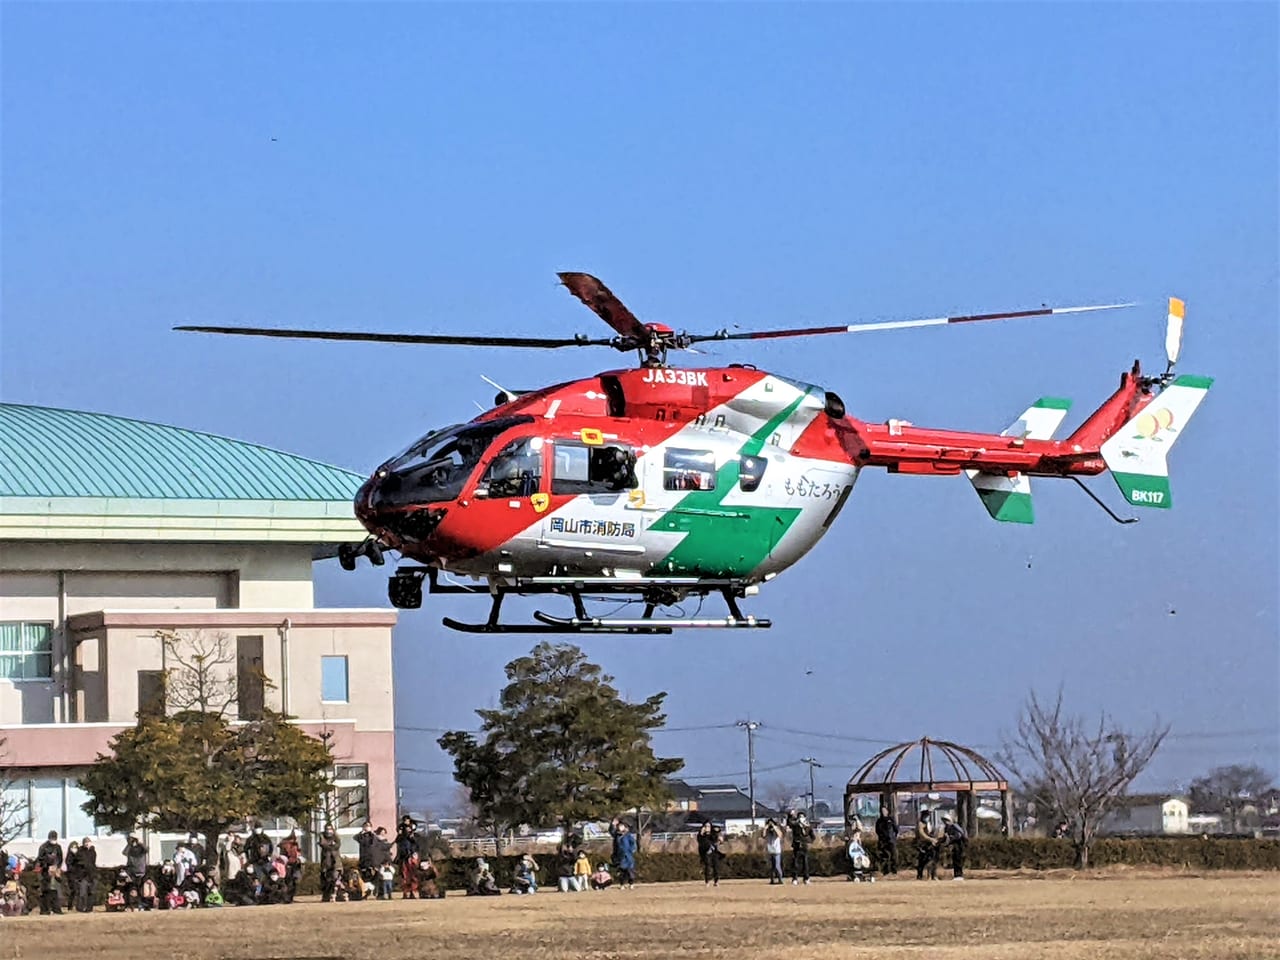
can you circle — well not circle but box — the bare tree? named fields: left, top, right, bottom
left=0, top=735, right=31, bottom=850
left=1189, top=764, right=1274, bottom=834
left=762, top=780, right=803, bottom=816
left=1000, top=689, right=1169, bottom=868
left=155, top=629, right=239, bottom=716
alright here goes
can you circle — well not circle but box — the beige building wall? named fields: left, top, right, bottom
left=0, top=541, right=318, bottom=723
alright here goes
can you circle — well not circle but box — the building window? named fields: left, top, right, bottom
left=321, top=656, right=349, bottom=703
left=0, top=622, right=53, bottom=681
left=236, top=635, right=265, bottom=721
left=329, top=762, right=369, bottom=829
left=137, top=670, right=166, bottom=718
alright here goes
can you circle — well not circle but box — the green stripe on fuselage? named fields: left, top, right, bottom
left=650, top=388, right=813, bottom=577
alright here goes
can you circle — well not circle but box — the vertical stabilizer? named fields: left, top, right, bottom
left=1100, top=375, right=1213, bottom=508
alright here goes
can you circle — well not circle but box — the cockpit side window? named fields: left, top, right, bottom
left=380, top=417, right=534, bottom=506
left=479, top=437, right=543, bottom=498
left=552, top=442, right=637, bottom=495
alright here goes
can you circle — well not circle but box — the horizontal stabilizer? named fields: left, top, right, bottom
left=1101, top=375, right=1213, bottom=509
left=1004, top=396, right=1072, bottom=440
left=965, top=397, right=1070, bottom=523
left=969, top=470, right=1035, bottom=524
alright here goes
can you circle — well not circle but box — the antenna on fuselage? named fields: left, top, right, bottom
left=481, top=374, right=518, bottom=405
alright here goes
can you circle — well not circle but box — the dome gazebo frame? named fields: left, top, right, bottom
left=845, top=737, right=1010, bottom=836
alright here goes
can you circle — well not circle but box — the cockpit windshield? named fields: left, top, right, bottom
left=379, top=417, right=534, bottom=507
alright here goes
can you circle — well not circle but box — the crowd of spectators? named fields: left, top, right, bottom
left=0, top=815, right=449, bottom=916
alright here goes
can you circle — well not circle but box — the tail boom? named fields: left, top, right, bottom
left=811, top=361, right=1210, bottom=516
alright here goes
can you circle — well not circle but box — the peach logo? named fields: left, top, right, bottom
left=1133, top=407, right=1175, bottom=439
left=530, top=493, right=550, bottom=513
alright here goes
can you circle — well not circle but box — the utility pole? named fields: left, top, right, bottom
left=801, top=756, right=823, bottom=820
left=736, top=720, right=761, bottom=828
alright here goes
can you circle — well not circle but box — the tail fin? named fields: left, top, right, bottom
left=967, top=397, right=1072, bottom=523
left=1100, top=375, right=1213, bottom=508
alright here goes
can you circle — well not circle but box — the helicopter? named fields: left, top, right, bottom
left=178, top=273, right=1212, bottom=634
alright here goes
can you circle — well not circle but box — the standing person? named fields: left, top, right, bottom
left=373, top=827, right=393, bottom=898
left=122, top=832, right=148, bottom=900
left=785, top=809, right=815, bottom=885
left=874, top=805, right=899, bottom=876
left=609, top=818, right=637, bottom=890
left=278, top=831, right=303, bottom=902
left=74, top=837, right=97, bottom=912
left=915, top=810, right=942, bottom=880
left=247, top=823, right=274, bottom=889
left=36, top=831, right=63, bottom=914
left=696, top=821, right=722, bottom=887
left=355, top=820, right=378, bottom=891
left=173, top=842, right=198, bottom=890
left=941, top=816, right=968, bottom=880
left=318, top=825, right=342, bottom=902
left=395, top=816, right=420, bottom=899
left=186, top=832, right=206, bottom=870
left=572, top=850, right=592, bottom=892
left=763, top=819, right=784, bottom=885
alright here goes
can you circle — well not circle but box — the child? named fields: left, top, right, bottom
left=417, top=857, right=444, bottom=899
left=591, top=862, right=613, bottom=890
left=573, top=851, right=592, bottom=892
left=378, top=862, right=395, bottom=900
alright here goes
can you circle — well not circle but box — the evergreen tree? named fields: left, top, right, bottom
left=80, top=711, right=333, bottom=858
left=79, top=629, right=333, bottom=856
left=440, top=642, right=683, bottom=838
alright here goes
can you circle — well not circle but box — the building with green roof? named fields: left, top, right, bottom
left=0, top=403, right=396, bottom=865
left=0, top=402, right=366, bottom=546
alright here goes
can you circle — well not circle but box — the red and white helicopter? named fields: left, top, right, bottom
left=179, top=274, right=1211, bottom=634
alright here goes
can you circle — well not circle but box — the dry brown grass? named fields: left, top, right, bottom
left=3, top=871, right=1277, bottom=960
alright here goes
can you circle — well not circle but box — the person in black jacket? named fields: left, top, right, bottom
left=941, top=816, right=968, bottom=880
left=372, top=827, right=393, bottom=899
left=696, top=821, right=723, bottom=887
left=785, top=810, right=815, bottom=885
left=318, top=825, right=342, bottom=902
left=355, top=820, right=378, bottom=890
left=396, top=816, right=420, bottom=899
left=246, top=824, right=274, bottom=894
left=874, top=805, right=899, bottom=875
left=36, top=831, right=64, bottom=914
left=77, top=838, right=98, bottom=911
left=122, top=833, right=148, bottom=897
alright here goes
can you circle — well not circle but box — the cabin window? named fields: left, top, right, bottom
left=552, top=442, right=637, bottom=495
left=739, top=455, right=768, bottom=492
left=663, top=449, right=717, bottom=491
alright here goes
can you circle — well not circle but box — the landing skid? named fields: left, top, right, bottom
left=404, top=568, right=771, bottom=634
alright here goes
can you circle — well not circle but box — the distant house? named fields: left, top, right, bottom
left=664, top=780, right=781, bottom=834
left=1100, top=795, right=1190, bottom=835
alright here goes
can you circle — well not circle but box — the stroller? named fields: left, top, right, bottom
left=846, top=838, right=875, bottom=883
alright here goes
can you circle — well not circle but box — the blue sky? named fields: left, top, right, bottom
left=3, top=3, right=1276, bottom=812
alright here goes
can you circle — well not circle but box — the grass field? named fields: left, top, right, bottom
left=3, top=872, right=1277, bottom=960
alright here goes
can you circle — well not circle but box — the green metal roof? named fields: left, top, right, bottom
left=0, top=403, right=364, bottom=501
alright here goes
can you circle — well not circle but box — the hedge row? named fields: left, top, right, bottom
left=18, top=838, right=1279, bottom=904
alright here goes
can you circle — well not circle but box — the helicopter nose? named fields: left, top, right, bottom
left=355, top=469, right=448, bottom=544
left=354, top=473, right=380, bottom=529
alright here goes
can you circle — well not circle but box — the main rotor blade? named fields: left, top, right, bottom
left=174, top=325, right=616, bottom=349
left=557, top=272, right=648, bottom=340
left=688, top=302, right=1136, bottom=345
